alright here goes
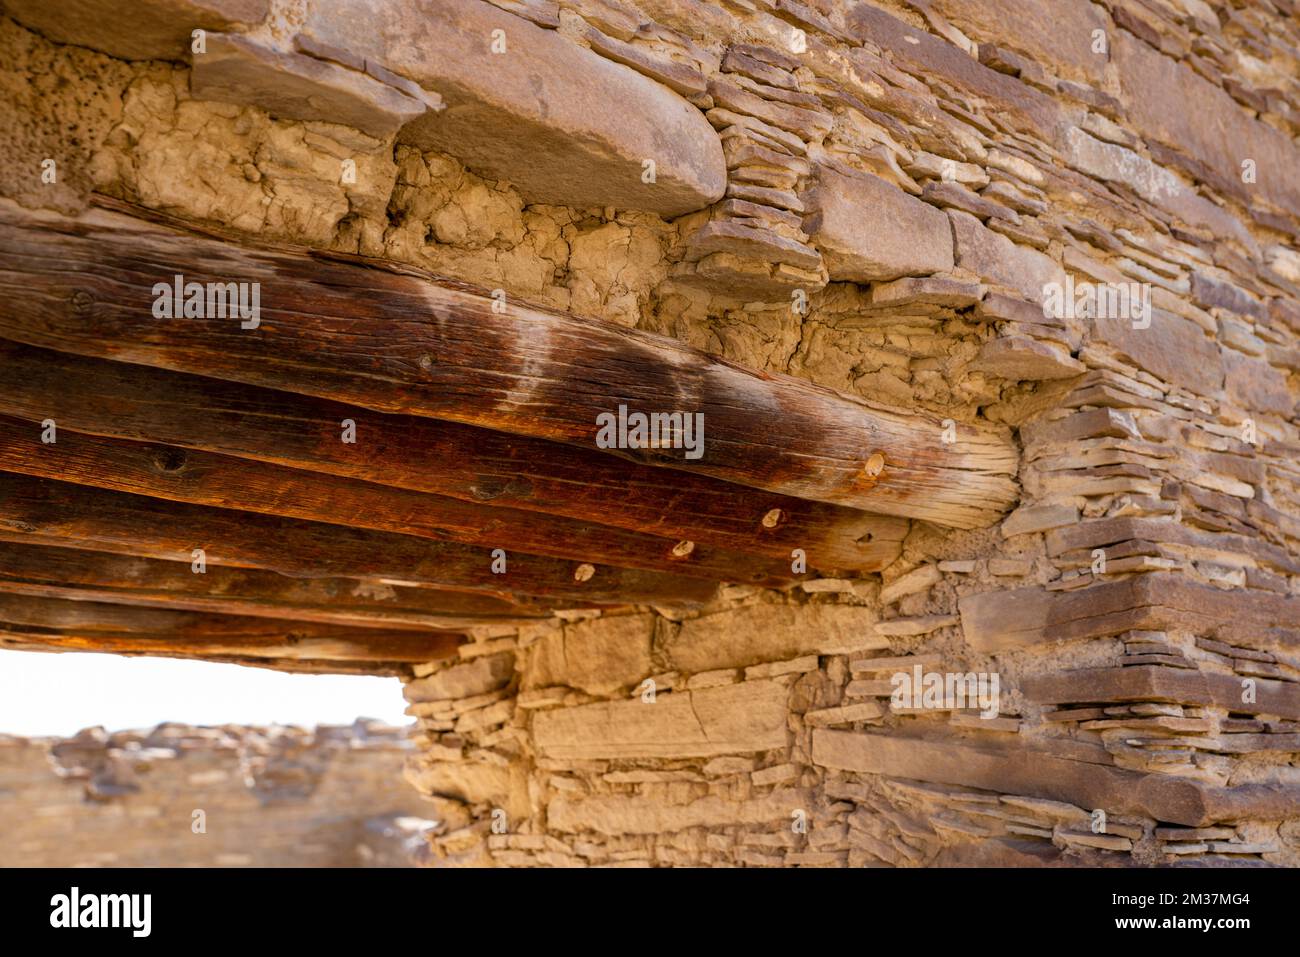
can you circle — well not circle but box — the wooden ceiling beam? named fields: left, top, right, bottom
left=0, top=639, right=424, bottom=676
left=0, top=593, right=463, bottom=664
left=0, top=415, right=803, bottom=586
left=0, top=198, right=1017, bottom=528
left=0, top=473, right=717, bottom=605
left=0, top=342, right=905, bottom=573
left=0, top=540, right=557, bottom=630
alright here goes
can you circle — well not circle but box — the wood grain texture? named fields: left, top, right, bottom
left=0, top=473, right=716, bottom=605
left=0, top=198, right=1018, bottom=528
left=0, top=342, right=905, bottom=574
left=0, top=593, right=463, bottom=664
left=0, top=414, right=803, bottom=585
left=0, top=540, right=558, bottom=630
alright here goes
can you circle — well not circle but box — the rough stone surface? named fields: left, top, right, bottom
left=1, top=0, right=269, bottom=61
left=532, top=679, right=789, bottom=760
left=1113, top=28, right=1300, bottom=219
left=0, top=722, right=433, bottom=866
left=191, top=33, right=430, bottom=140
left=405, top=652, right=514, bottom=703
left=300, top=0, right=726, bottom=216
left=666, top=604, right=885, bottom=674
left=5, top=0, right=1300, bottom=872
left=927, top=0, right=1109, bottom=85
left=949, top=209, right=1065, bottom=304
left=524, top=615, right=654, bottom=696
left=804, top=165, right=954, bottom=281
left=0, top=17, right=132, bottom=213
left=1088, top=308, right=1225, bottom=396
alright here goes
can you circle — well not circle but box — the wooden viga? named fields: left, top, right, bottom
left=0, top=196, right=1018, bottom=673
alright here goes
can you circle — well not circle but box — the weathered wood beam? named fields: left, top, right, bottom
left=0, top=342, right=905, bottom=574
left=0, top=414, right=803, bottom=586
left=0, top=474, right=717, bottom=605
left=0, top=541, right=557, bottom=630
left=0, top=199, right=1018, bottom=528
left=0, top=593, right=463, bottom=664
left=0, top=638, right=420, bottom=676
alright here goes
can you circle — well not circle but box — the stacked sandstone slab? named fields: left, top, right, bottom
left=1, top=0, right=1298, bottom=866
left=0, top=721, right=434, bottom=866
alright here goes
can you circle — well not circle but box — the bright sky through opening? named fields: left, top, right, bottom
left=0, top=649, right=411, bottom=736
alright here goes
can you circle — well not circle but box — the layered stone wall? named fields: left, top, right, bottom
left=2, top=0, right=1299, bottom=866
left=0, top=721, right=433, bottom=866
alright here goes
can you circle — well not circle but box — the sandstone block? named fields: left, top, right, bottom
left=972, top=337, right=1085, bottom=381
left=1222, top=350, right=1294, bottom=417
left=975, top=292, right=1058, bottom=327
left=667, top=603, right=885, bottom=673
left=1021, top=408, right=1140, bottom=447
left=845, top=4, right=1064, bottom=147
left=744, top=655, right=819, bottom=680
left=1087, top=307, right=1224, bottom=397
left=1023, top=666, right=1300, bottom=721
left=812, top=730, right=1217, bottom=827
left=3, top=0, right=268, bottom=61
left=880, top=563, right=941, bottom=605
left=805, top=702, right=885, bottom=727
left=532, top=679, right=789, bottom=760
left=1001, top=504, right=1078, bottom=538
left=949, top=209, right=1064, bottom=304
left=303, top=0, right=726, bottom=215
left=803, top=165, right=954, bottom=281
left=927, top=0, right=1108, bottom=85
left=1062, top=127, right=1252, bottom=247
left=1113, top=29, right=1300, bottom=221
left=547, top=787, right=810, bottom=836
left=922, top=180, right=1018, bottom=223
left=582, top=25, right=707, bottom=99
left=870, top=276, right=982, bottom=309
left=874, top=615, right=959, bottom=637
left=706, top=77, right=832, bottom=140
left=684, top=220, right=821, bottom=270
left=958, top=579, right=1148, bottom=653
left=523, top=613, right=654, bottom=696
left=404, top=652, right=514, bottom=704
left=191, top=33, right=430, bottom=140
left=986, top=558, right=1032, bottom=577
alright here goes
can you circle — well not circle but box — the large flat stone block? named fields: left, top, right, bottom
left=803, top=165, right=954, bottom=281
left=1, top=0, right=268, bottom=61
left=300, top=0, right=726, bottom=216
left=813, top=730, right=1216, bottom=826
left=1113, top=29, right=1300, bottom=221
left=191, top=33, right=429, bottom=140
left=533, top=678, right=789, bottom=759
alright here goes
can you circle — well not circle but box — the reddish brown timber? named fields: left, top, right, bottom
left=0, top=593, right=463, bottom=664
left=0, top=415, right=800, bottom=586
left=0, top=540, right=557, bottom=630
left=0, top=638, right=419, bottom=676
left=0, top=199, right=1017, bottom=528
left=0, top=474, right=716, bottom=605
left=0, top=342, right=905, bottom=574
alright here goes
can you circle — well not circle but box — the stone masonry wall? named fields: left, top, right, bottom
left=0, top=721, right=434, bottom=867
left=2, top=0, right=1299, bottom=867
